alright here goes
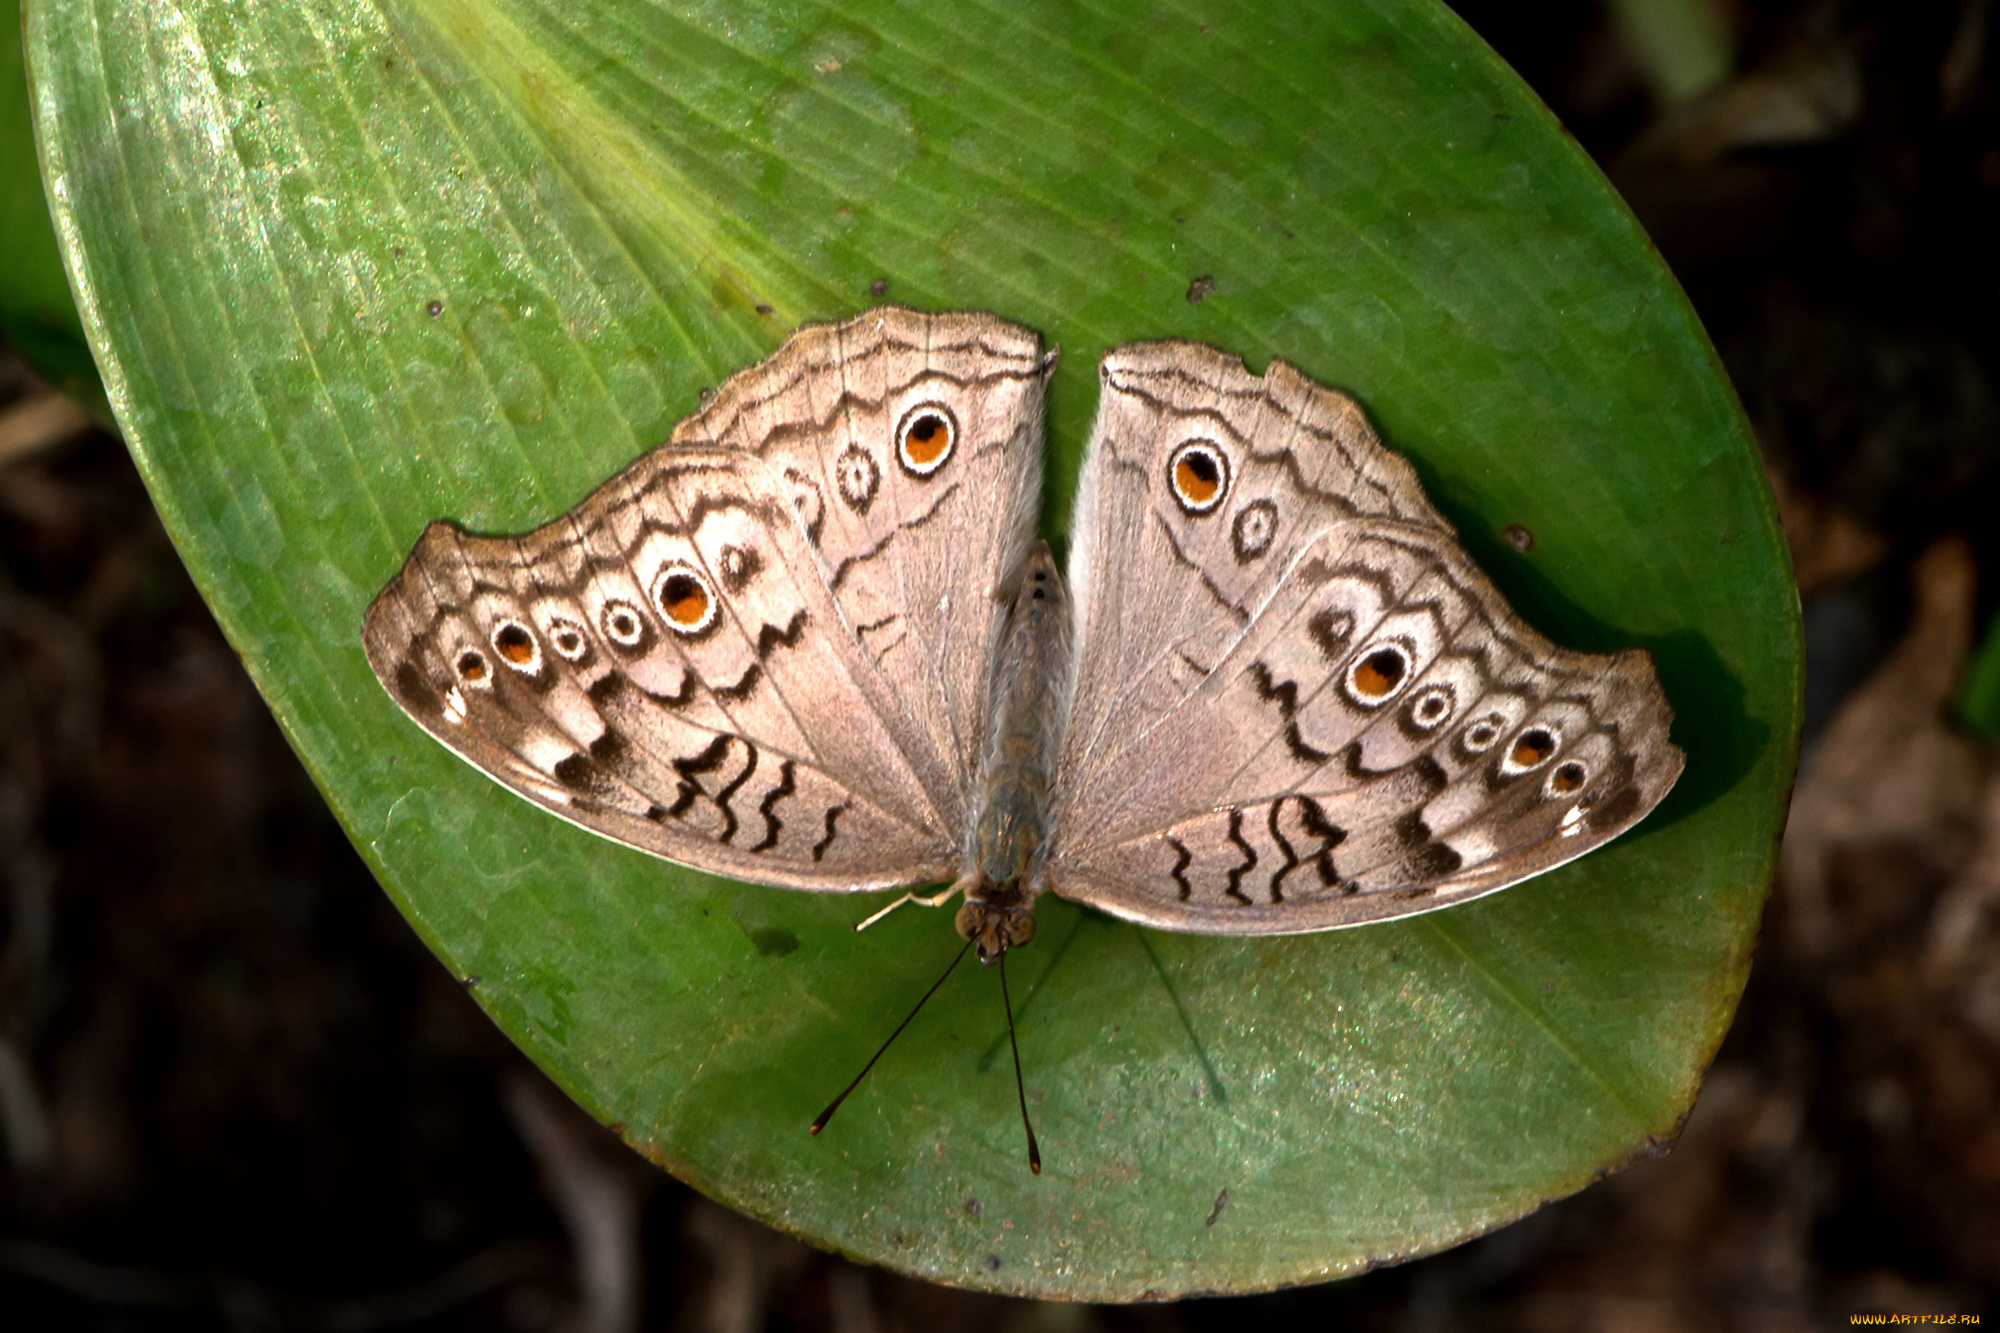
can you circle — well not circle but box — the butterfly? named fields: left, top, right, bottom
left=362, top=306, right=1682, bottom=1170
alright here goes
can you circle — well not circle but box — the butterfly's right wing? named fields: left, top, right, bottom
left=1046, top=341, right=1681, bottom=932
left=1055, top=340, right=1452, bottom=815
left=364, top=446, right=961, bottom=893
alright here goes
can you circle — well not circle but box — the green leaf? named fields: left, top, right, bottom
left=28, top=0, right=1799, bottom=1299
left=1, top=0, right=102, bottom=406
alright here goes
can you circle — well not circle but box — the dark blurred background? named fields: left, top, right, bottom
left=4, top=0, right=1999, bottom=1328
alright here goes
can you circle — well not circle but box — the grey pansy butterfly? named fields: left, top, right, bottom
left=363, top=306, right=1682, bottom=1159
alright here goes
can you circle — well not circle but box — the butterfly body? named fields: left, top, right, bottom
left=364, top=306, right=1682, bottom=960
left=956, top=540, right=1072, bottom=959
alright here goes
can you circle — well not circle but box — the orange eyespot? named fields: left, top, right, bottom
left=896, top=404, right=957, bottom=476
left=1510, top=727, right=1557, bottom=769
left=492, top=622, right=539, bottom=672
left=1348, top=647, right=1407, bottom=701
left=494, top=625, right=533, bottom=663
left=664, top=583, right=707, bottom=625
left=456, top=650, right=489, bottom=683
left=654, top=566, right=717, bottom=635
left=1550, top=760, right=1587, bottom=794
left=1167, top=441, right=1229, bottom=514
left=906, top=417, right=947, bottom=461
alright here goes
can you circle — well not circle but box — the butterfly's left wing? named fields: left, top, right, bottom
left=1045, top=342, right=1682, bottom=933
left=365, top=307, right=1050, bottom=894
left=364, top=447, right=965, bottom=892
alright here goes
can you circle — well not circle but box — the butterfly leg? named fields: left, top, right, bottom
left=853, top=882, right=964, bottom=933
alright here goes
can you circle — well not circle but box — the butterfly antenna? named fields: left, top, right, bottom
left=999, top=950, right=1042, bottom=1175
left=811, top=939, right=972, bottom=1136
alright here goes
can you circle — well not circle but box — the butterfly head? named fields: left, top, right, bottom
left=955, top=892, right=1036, bottom=963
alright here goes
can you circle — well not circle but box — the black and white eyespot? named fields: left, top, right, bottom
left=1231, top=498, right=1278, bottom=562
left=1460, top=712, right=1508, bottom=755
left=835, top=444, right=880, bottom=514
left=652, top=563, right=720, bottom=637
left=599, top=599, right=650, bottom=652
left=454, top=648, right=494, bottom=689
left=490, top=620, right=542, bottom=675
left=1166, top=440, right=1230, bottom=515
left=1545, top=759, right=1589, bottom=798
left=716, top=544, right=762, bottom=592
left=544, top=616, right=591, bottom=664
left=1343, top=642, right=1411, bottom=706
left=1498, top=725, right=1561, bottom=777
left=895, top=403, right=958, bottom=478
left=1404, top=683, right=1456, bottom=731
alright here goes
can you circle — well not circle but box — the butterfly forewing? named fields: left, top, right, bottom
left=671, top=307, right=1048, bottom=816
left=1060, top=343, right=1453, bottom=807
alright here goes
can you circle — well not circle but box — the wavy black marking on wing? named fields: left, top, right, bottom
left=708, top=665, right=760, bottom=703
left=1247, top=660, right=1331, bottom=765
left=1223, top=810, right=1256, bottom=905
left=1295, top=796, right=1350, bottom=892
left=667, top=734, right=736, bottom=826
left=625, top=730, right=759, bottom=849
left=827, top=479, right=962, bottom=593
left=692, top=610, right=810, bottom=706
left=855, top=613, right=909, bottom=667
left=1101, top=359, right=1426, bottom=522
left=686, top=351, right=1044, bottom=459
left=1151, top=510, right=1248, bottom=625
left=587, top=672, right=696, bottom=709
left=1168, top=838, right=1194, bottom=901
left=755, top=609, right=809, bottom=657
left=812, top=803, right=847, bottom=862
left=752, top=760, right=796, bottom=853
left=1264, top=802, right=1298, bottom=902
left=740, top=379, right=1035, bottom=457
left=394, top=509, right=785, bottom=633
left=713, top=744, right=759, bottom=846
